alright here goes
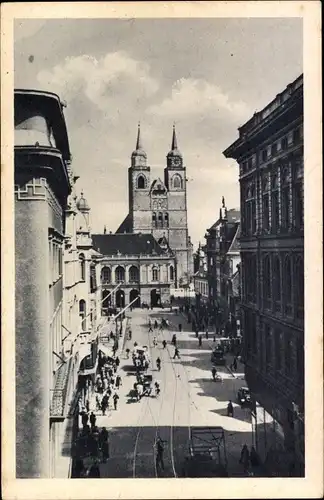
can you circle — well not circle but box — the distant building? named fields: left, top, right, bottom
left=205, top=199, right=241, bottom=333
left=15, top=89, right=72, bottom=477
left=193, top=244, right=209, bottom=321
left=116, top=124, right=194, bottom=286
left=223, top=74, right=304, bottom=476
left=92, top=232, right=175, bottom=309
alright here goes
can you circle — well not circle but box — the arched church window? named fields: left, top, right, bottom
left=158, top=212, right=163, bottom=228
left=137, top=175, right=145, bottom=189
left=79, top=253, right=85, bottom=281
left=152, top=212, right=157, bottom=227
left=164, top=213, right=169, bottom=227
left=172, top=174, right=182, bottom=189
left=170, top=265, right=174, bottom=281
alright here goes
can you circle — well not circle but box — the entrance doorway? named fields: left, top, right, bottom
left=150, top=289, right=161, bottom=308
left=129, top=289, right=140, bottom=307
left=116, top=289, right=125, bottom=308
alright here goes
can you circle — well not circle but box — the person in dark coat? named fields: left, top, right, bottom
left=81, top=412, right=89, bottom=428
left=113, top=392, right=119, bottom=410
left=239, top=444, right=250, bottom=473
left=115, top=374, right=122, bottom=389
left=227, top=400, right=234, bottom=417
left=198, top=334, right=202, bottom=347
left=89, top=412, right=96, bottom=428
left=115, top=356, right=120, bottom=368
left=101, top=394, right=109, bottom=415
left=162, top=339, right=167, bottom=349
left=173, top=347, right=180, bottom=359
left=211, top=366, right=217, bottom=381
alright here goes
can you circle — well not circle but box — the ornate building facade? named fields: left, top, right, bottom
left=92, top=233, right=175, bottom=309
left=223, top=74, right=304, bottom=476
left=117, top=124, right=194, bottom=286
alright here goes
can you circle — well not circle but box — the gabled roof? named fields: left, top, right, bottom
left=208, top=209, right=240, bottom=231
left=116, top=213, right=132, bottom=234
left=150, top=178, right=167, bottom=194
left=92, top=233, right=168, bottom=257
left=227, top=223, right=241, bottom=254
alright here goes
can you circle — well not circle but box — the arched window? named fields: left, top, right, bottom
left=283, top=256, right=292, bottom=315
left=262, top=175, right=270, bottom=232
left=152, top=267, right=159, bottom=281
left=115, top=266, right=125, bottom=283
left=79, top=299, right=86, bottom=331
left=164, top=213, right=169, bottom=227
left=101, top=266, right=111, bottom=284
left=173, top=175, right=182, bottom=189
left=272, top=255, right=281, bottom=312
left=295, top=256, right=304, bottom=319
left=152, top=212, right=157, bottom=227
left=79, top=253, right=85, bottom=281
left=263, top=255, right=271, bottom=309
left=281, top=167, right=290, bottom=230
left=129, top=265, right=139, bottom=283
left=157, top=212, right=163, bottom=228
left=170, top=265, right=174, bottom=281
left=137, top=175, right=145, bottom=189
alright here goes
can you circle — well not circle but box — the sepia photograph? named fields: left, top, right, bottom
left=1, top=1, right=323, bottom=499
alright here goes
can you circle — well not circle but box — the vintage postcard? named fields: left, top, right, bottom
left=1, top=1, right=322, bottom=499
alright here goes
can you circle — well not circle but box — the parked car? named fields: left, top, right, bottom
left=237, top=387, right=252, bottom=407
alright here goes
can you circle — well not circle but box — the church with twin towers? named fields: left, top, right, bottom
left=116, top=123, right=194, bottom=287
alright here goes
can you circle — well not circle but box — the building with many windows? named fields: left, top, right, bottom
left=116, top=124, right=194, bottom=286
left=15, top=89, right=72, bottom=477
left=205, top=199, right=241, bottom=334
left=92, top=232, right=175, bottom=309
left=223, top=74, right=304, bottom=476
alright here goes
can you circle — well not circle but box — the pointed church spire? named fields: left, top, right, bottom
left=136, top=121, right=143, bottom=150
left=171, top=123, right=178, bottom=150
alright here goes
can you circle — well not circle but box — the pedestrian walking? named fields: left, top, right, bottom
left=205, top=328, right=209, bottom=339
left=178, top=323, right=182, bottom=332
left=154, top=320, right=158, bottom=329
left=233, top=357, right=238, bottom=371
left=153, top=336, right=158, bottom=347
left=115, top=374, right=122, bottom=389
left=101, top=394, right=108, bottom=415
left=128, top=330, right=132, bottom=340
left=115, top=356, right=120, bottom=368
left=154, top=381, right=161, bottom=397
left=195, top=328, right=199, bottom=338
left=227, top=400, right=234, bottom=417
left=162, top=339, right=167, bottom=349
left=148, top=323, right=153, bottom=332
left=113, top=362, right=117, bottom=374
left=89, top=411, right=96, bottom=428
left=85, top=398, right=90, bottom=413
left=156, top=357, right=161, bottom=371
left=173, top=347, right=180, bottom=359
left=113, top=392, right=119, bottom=410
left=239, top=444, right=250, bottom=474
left=155, top=437, right=165, bottom=470
left=81, top=412, right=89, bottom=428
left=198, top=334, right=202, bottom=347
left=125, top=348, right=130, bottom=359
left=212, top=366, right=217, bottom=381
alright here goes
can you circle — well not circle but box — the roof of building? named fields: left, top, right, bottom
left=131, top=122, right=147, bottom=159
left=92, top=233, right=168, bottom=257
left=14, top=89, right=71, bottom=161
left=208, top=209, right=240, bottom=231
left=227, top=223, right=241, bottom=253
left=116, top=213, right=132, bottom=234
left=167, top=124, right=182, bottom=158
left=76, top=191, right=90, bottom=211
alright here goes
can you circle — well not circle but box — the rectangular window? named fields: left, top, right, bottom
left=281, top=137, right=288, bottom=150
left=271, top=191, right=279, bottom=233
left=262, top=195, right=270, bottom=231
left=261, top=149, right=268, bottom=162
left=281, top=186, right=290, bottom=229
left=271, top=143, right=277, bottom=156
left=293, top=127, right=301, bottom=144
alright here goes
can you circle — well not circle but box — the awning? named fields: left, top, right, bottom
left=98, top=343, right=113, bottom=358
left=78, top=343, right=98, bottom=376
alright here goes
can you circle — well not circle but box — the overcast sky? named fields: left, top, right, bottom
left=14, top=18, right=302, bottom=247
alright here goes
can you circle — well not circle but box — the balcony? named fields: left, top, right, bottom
left=50, top=357, right=72, bottom=421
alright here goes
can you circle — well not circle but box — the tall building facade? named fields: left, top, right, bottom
left=223, top=74, right=304, bottom=476
left=205, top=200, right=240, bottom=333
left=117, top=124, right=193, bottom=286
left=15, top=89, right=72, bottom=477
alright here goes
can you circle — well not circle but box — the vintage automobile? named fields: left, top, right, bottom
left=211, top=346, right=226, bottom=365
left=237, top=386, right=252, bottom=407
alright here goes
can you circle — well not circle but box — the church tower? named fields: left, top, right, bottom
left=163, top=125, right=190, bottom=285
left=128, top=123, right=151, bottom=233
